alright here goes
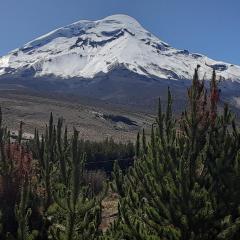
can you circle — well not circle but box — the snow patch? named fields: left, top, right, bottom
left=0, top=14, right=240, bottom=82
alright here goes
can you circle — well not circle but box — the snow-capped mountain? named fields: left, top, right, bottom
left=1, top=14, right=240, bottom=81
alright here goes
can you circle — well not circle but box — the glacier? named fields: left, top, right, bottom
left=1, top=14, right=240, bottom=82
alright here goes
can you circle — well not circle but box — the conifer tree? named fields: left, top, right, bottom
left=141, top=129, right=147, bottom=155
left=0, top=110, right=37, bottom=239
left=110, top=67, right=240, bottom=239
left=14, top=178, right=38, bottom=240
left=48, top=129, right=103, bottom=240
left=32, top=113, right=59, bottom=239
left=135, top=132, right=140, bottom=158
left=33, top=113, right=56, bottom=210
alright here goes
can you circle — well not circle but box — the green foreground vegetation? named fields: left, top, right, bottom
left=1, top=68, right=240, bottom=239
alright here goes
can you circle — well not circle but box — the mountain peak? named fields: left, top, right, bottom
left=17, top=14, right=145, bottom=54
left=0, top=14, right=240, bottom=81
left=101, top=14, right=141, bottom=25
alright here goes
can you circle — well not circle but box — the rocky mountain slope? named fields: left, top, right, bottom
left=1, top=14, right=240, bottom=81
left=0, top=14, right=240, bottom=109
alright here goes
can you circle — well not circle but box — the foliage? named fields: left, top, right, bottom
left=0, top=110, right=112, bottom=239
left=1, top=67, right=240, bottom=239
left=80, top=138, right=135, bottom=173
left=110, top=68, right=240, bottom=239
left=48, top=129, right=103, bottom=240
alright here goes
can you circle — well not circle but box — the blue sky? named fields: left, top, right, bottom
left=1, top=0, right=239, bottom=64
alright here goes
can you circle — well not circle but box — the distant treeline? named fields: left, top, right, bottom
left=81, top=138, right=135, bottom=173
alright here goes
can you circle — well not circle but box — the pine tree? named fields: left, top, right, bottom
left=33, top=113, right=56, bottom=210
left=31, top=113, right=58, bottom=239
left=109, top=68, right=240, bottom=239
left=135, top=132, right=140, bottom=158
left=14, top=178, right=38, bottom=240
left=141, top=129, right=147, bottom=155
left=0, top=110, right=37, bottom=239
left=48, top=129, right=103, bottom=240
left=56, top=118, right=68, bottom=186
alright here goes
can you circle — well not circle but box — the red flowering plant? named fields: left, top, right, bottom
left=181, top=67, right=220, bottom=133
left=0, top=121, right=35, bottom=196
left=5, top=143, right=33, bottom=179
left=0, top=142, right=35, bottom=204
